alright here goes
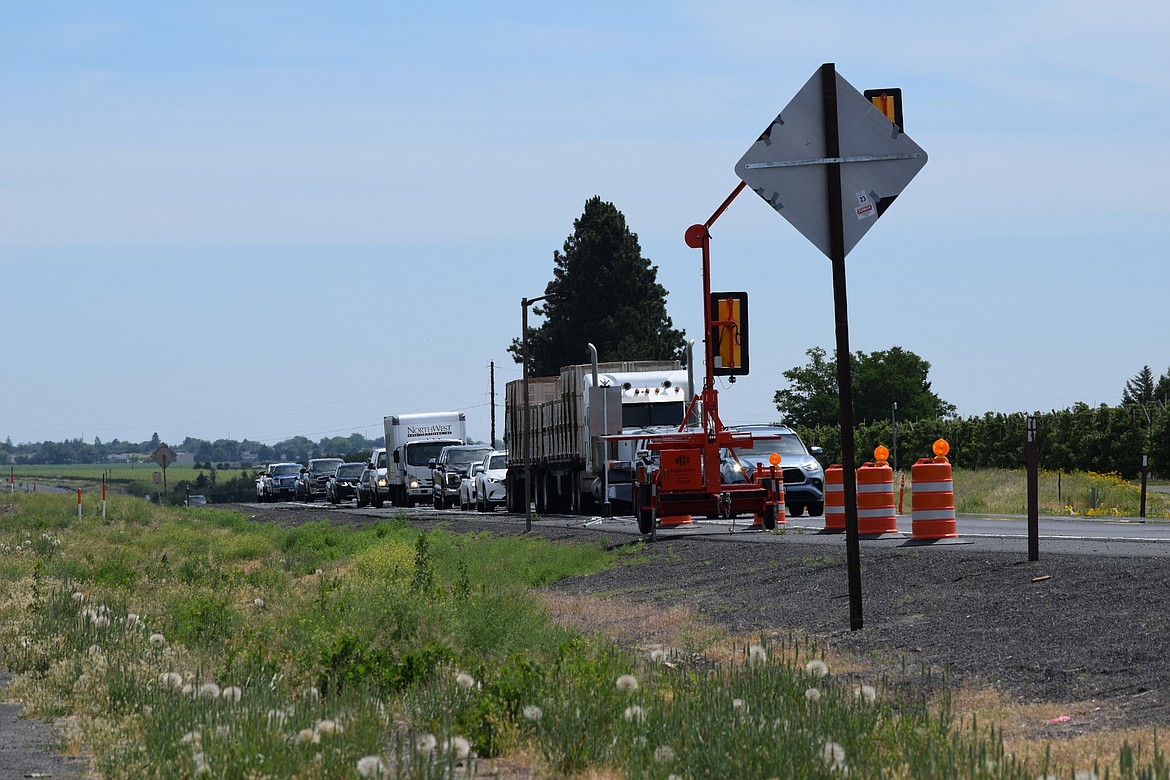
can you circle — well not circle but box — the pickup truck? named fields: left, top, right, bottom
left=296, top=458, right=344, bottom=502
left=257, top=462, right=303, bottom=502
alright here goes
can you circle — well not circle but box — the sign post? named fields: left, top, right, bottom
left=1027, top=415, right=1039, bottom=561
left=151, top=444, right=178, bottom=503
left=734, top=63, right=928, bottom=630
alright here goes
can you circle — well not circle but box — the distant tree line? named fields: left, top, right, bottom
left=787, top=363, right=1170, bottom=478
left=0, top=432, right=383, bottom=467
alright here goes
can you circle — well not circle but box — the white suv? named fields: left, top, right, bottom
left=472, top=450, right=508, bottom=512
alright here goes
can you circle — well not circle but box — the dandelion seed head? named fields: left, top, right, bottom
left=649, top=647, right=667, bottom=663
left=732, top=698, right=745, bottom=711
left=72, top=592, right=85, bottom=603
left=180, top=684, right=194, bottom=696
left=193, top=751, right=210, bottom=776
left=181, top=730, right=202, bottom=746
left=748, top=644, right=767, bottom=665
left=455, top=672, right=476, bottom=690
left=267, top=708, right=289, bottom=727
left=356, top=755, right=386, bottom=778
left=653, top=745, right=675, bottom=763
left=221, top=686, right=242, bottom=703
left=522, top=705, right=543, bottom=722
left=159, top=672, right=184, bottom=689
left=125, top=612, right=140, bottom=628
left=301, top=686, right=320, bottom=702
left=624, top=705, right=645, bottom=723
left=805, top=659, right=829, bottom=678
left=821, top=740, right=846, bottom=770
left=854, top=685, right=876, bottom=705
left=615, top=674, right=639, bottom=693
left=805, top=687, right=822, bottom=704
left=148, top=633, right=166, bottom=646
left=315, top=719, right=340, bottom=735
left=198, top=682, right=221, bottom=699
left=253, top=597, right=265, bottom=609
left=415, top=733, right=437, bottom=755
left=295, top=728, right=319, bottom=745
left=445, top=735, right=471, bottom=760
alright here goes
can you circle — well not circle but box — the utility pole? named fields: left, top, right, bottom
left=490, top=361, right=496, bottom=447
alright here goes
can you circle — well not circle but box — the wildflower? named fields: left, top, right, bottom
left=415, top=733, right=437, bottom=755
left=615, top=674, right=639, bottom=693
left=805, top=659, right=829, bottom=678
left=198, top=682, right=221, bottom=699
left=357, top=755, right=386, bottom=778
left=654, top=745, right=675, bottom=763
left=455, top=672, right=476, bottom=690
left=444, top=735, right=471, bottom=760
left=522, top=705, right=543, bottom=722
left=148, top=633, right=166, bottom=646
left=221, top=686, right=242, bottom=703
left=624, top=705, right=645, bottom=723
left=805, top=687, right=822, bottom=704
left=821, top=740, right=846, bottom=772
left=158, top=672, right=184, bottom=689
left=748, top=644, right=767, bottom=666
left=854, top=685, right=876, bottom=705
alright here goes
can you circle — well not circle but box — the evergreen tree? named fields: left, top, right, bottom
left=1122, top=365, right=1156, bottom=406
left=1154, top=367, right=1170, bottom=406
left=510, top=196, right=686, bottom=376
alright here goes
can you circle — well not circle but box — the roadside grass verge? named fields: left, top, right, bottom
left=0, top=493, right=1160, bottom=779
left=942, top=468, right=1170, bottom=519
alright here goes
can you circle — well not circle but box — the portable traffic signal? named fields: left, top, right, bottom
left=710, top=291, right=749, bottom=376
left=864, top=88, right=903, bottom=132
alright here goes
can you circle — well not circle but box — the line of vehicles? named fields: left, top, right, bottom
left=250, top=350, right=826, bottom=526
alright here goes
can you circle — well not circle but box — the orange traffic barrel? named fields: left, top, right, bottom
left=911, top=457, right=957, bottom=539
left=753, top=463, right=786, bottom=528
left=856, top=461, right=899, bottom=535
left=824, top=464, right=845, bottom=531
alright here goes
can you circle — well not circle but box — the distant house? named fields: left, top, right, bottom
left=176, top=452, right=195, bottom=465
left=107, top=454, right=131, bottom=464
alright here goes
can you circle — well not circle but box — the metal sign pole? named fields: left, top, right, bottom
left=1027, top=414, right=1039, bottom=561
left=821, top=62, right=864, bottom=632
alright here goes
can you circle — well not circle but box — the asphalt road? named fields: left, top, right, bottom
left=254, top=499, right=1170, bottom=558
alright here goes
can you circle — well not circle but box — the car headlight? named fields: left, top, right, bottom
left=409, top=479, right=419, bottom=489
left=801, top=462, right=821, bottom=472
left=732, top=463, right=743, bottom=473
left=376, top=477, right=387, bottom=487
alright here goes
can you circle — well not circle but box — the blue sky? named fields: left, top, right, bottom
left=2, top=1, right=1168, bottom=448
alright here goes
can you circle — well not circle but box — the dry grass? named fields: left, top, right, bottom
left=949, top=684, right=1160, bottom=773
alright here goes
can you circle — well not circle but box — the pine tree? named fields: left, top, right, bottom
left=510, top=196, right=686, bottom=376
left=1122, top=366, right=1156, bottom=406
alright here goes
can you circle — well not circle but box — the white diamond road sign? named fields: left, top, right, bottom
left=734, top=67, right=928, bottom=259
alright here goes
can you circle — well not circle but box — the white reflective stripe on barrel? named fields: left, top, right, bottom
left=857, top=508, right=895, bottom=518
left=913, top=481, right=952, bottom=493
left=912, top=509, right=956, bottom=521
left=856, top=483, right=892, bottom=493
left=826, top=483, right=845, bottom=492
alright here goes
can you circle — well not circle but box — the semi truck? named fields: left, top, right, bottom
left=378, top=411, right=467, bottom=507
left=504, top=345, right=694, bottom=515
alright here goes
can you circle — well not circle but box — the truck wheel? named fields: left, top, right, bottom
left=373, top=491, right=384, bottom=508
left=761, top=504, right=778, bottom=531
left=809, top=501, right=824, bottom=517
